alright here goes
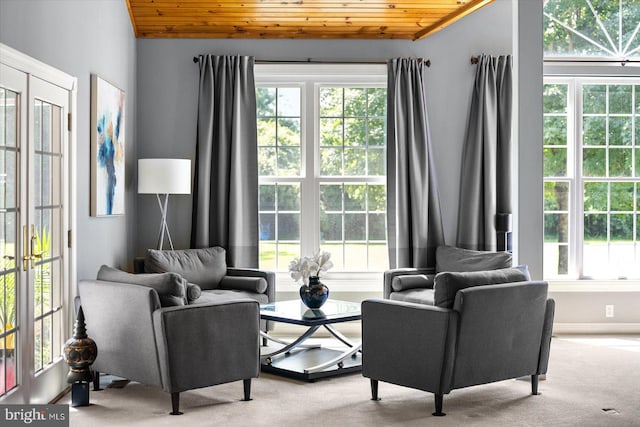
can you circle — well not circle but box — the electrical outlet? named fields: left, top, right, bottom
left=605, top=305, right=615, bottom=318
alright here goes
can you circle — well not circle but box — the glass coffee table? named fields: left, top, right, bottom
left=260, top=299, right=362, bottom=381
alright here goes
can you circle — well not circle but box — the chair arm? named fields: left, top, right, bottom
left=537, top=298, right=555, bottom=375
left=361, top=299, right=458, bottom=395
left=227, top=267, right=276, bottom=302
left=152, top=299, right=260, bottom=394
left=383, top=268, right=435, bottom=299
left=78, top=280, right=162, bottom=386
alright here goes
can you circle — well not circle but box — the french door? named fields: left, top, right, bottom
left=0, top=46, right=74, bottom=403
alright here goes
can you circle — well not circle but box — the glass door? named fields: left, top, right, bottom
left=0, top=63, right=71, bottom=403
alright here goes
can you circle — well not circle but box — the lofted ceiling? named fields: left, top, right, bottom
left=125, top=0, right=494, bottom=40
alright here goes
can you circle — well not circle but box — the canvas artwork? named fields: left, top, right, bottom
left=91, top=74, right=125, bottom=216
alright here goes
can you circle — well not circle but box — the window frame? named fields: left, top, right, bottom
left=255, top=63, right=387, bottom=291
left=544, top=70, right=640, bottom=280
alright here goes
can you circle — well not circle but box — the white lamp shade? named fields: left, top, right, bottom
left=138, top=158, right=191, bottom=194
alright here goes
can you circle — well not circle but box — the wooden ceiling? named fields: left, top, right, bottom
left=126, top=0, right=494, bottom=40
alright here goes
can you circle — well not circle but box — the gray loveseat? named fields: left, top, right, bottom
left=362, top=246, right=555, bottom=416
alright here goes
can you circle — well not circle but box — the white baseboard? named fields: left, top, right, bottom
left=553, top=323, right=640, bottom=334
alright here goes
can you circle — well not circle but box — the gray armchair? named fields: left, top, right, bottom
left=362, top=279, right=555, bottom=416
left=79, top=279, right=260, bottom=415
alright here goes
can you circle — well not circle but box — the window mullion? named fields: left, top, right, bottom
left=300, top=80, right=316, bottom=256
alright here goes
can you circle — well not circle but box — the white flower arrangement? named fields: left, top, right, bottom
left=288, top=250, right=334, bottom=285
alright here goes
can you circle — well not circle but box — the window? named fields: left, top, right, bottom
left=543, top=1, right=640, bottom=280
left=544, top=79, right=640, bottom=279
left=255, top=65, right=388, bottom=274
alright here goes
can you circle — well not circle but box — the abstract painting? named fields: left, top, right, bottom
left=91, top=75, right=125, bottom=216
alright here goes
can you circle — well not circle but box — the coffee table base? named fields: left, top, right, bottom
left=261, top=347, right=362, bottom=381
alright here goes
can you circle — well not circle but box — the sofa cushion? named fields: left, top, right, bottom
left=389, top=288, right=435, bottom=305
left=219, top=276, right=267, bottom=294
left=144, top=247, right=227, bottom=290
left=391, top=274, right=433, bottom=292
left=435, top=245, right=512, bottom=273
left=97, top=265, right=186, bottom=307
left=433, top=266, right=530, bottom=309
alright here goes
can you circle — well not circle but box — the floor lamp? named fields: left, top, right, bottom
left=138, top=158, right=191, bottom=250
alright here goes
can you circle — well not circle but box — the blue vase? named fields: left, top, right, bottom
left=299, top=276, right=329, bottom=309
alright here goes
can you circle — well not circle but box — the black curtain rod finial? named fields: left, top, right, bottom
left=193, top=56, right=199, bottom=63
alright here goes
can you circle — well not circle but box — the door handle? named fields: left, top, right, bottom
left=22, top=225, right=43, bottom=271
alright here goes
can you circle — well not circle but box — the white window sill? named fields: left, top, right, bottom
left=275, top=271, right=384, bottom=293
left=549, top=280, right=640, bottom=292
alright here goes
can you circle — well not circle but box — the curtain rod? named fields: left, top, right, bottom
left=192, top=56, right=431, bottom=67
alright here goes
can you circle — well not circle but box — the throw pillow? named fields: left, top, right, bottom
left=435, top=245, right=512, bottom=273
left=144, top=247, right=227, bottom=290
left=391, top=274, right=433, bottom=292
left=219, top=276, right=268, bottom=293
left=433, top=266, right=529, bottom=309
left=97, top=265, right=186, bottom=307
left=186, top=282, right=202, bottom=303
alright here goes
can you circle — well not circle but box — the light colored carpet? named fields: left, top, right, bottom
left=64, top=336, right=640, bottom=427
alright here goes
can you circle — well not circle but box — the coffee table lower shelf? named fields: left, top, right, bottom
left=261, top=347, right=362, bottom=381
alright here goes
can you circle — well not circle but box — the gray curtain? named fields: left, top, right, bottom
left=456, top=54, right=513, bottom=251
left=191, top=55, right=259, bottom=267
left=387, top=58, right=445, bottom=269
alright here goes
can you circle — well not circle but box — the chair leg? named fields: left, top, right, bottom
left=170, top=392, right=183, bottom=415
left=243, top=379, right=252, bottom=401
left=531, top=374, right=539, bottom=395
left=432, top=393, right=446, bottom=416
left=370, top=379, right=380, bottom=401
left=262, top=337, right=268, bottom=346
left=92, top=370, right=101, bottom=391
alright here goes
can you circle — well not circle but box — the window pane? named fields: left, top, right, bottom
left=278, top=147, right=300, bottom=176
left=583, top=148, right=606, bottom=176
left=278, top=213, right=300, bottom=240
left=344, top=244, right=367, bottom=271
left=344, top=184, right=365, bottom=211
left=320, top=213, right=342, bottom=241
left=544, top=116, right=567, bottom=145
left=344, top=214, right=366, bottom=240
left=544, top=181, right=569, bottom=211
left=278, top=118, right=300, bottom=146
left=320, top=147, right=342, bottom=175
left=368, top=213, right=386, bottom=240
left=344, top=148, right=366, bottom=176
left=368, top=118, right=385, bottom=146
left=344, top=88, right=366, bottom=116
left=545, top=213, right=569, bottom=244
left=584, top=182, right=608, bottom=211
left=368, top=185, right=386, bottom=211
left=544, top=148, right=567, bottom=176
left=320, top=184, right=342, bottom=211
left=259, top=213, right=275, bottom=240
left=584, top=213, right=607, bottom=241
left=368, top=88, right=386, bottom=116
left=278, top=88, right=300, bottom=117
left=609, top=148, right=632, bottom=176
left=611, top=214, right=633, bottom=240
left=544, top=84, right=567, bottom=113
left=610, top=182, right=634, bottom=211
left=344, top=118, right=365, bottom=146
left=257, top=87, right=276, bottom=116
left=258, top=147, right=276, bottom=176
left=582, top=116, right=606, bottom=146
left=277, top=184, right=300, bottom=211
left=608, top=117, right=632, bottom=146
left=320, top=118, right=343, bottom=146
left=259, top=184, right=275, bottom=211
left=258, top=118, right=276, bottom=146
left=368, top=148, right=385, bottom=176
left=583, top=85, right=606, bottom=114
left=320, top=87, right=343, bottom=117
left=609, top=85, right=632, bottom=114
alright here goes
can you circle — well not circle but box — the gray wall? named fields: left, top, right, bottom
left=135, top=0, right=513, bottom=255
left=0, top=0, right=137, bottom=280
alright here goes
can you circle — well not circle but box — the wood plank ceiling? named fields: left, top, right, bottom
left=126, top=0, right=494, bottom=40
